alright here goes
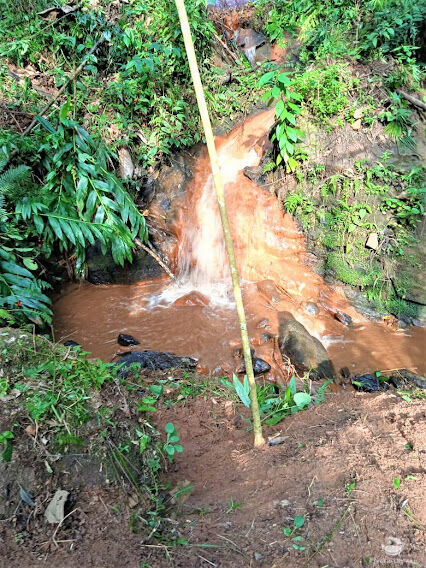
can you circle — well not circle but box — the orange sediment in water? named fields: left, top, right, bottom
left=54, top=110, right=426, bottom=378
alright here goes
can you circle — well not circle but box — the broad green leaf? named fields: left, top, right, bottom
left=275, top=99, right=285, bottom=118
left=232, top=373, right=251, bottom=407
left=258, top=71, right=275, bottom=87
left=277, top=73, right=291, bottom=86
left=35, top=115, right=56, bottom=134
left=165, top=445, right=175, bottom=456
left=0, top=261, right=32, bottom=278
left=22, top=258, right=38, bottom=271
left=288, top=376, right=297, bottom=396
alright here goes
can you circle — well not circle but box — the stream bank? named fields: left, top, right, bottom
left=1, top=331, right=425, bottom=568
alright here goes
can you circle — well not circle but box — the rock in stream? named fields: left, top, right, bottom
left=116, top=350, right=198, bottom=378
left=278, top=312, right=335, bottom=379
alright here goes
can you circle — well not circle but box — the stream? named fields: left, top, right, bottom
left=54, top=110, right=426, bottom=379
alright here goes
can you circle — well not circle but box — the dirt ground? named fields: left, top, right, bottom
left=1, top=388, right=425, bottom=568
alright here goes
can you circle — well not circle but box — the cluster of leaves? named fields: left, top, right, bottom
left=0, top=103, right=148, bottom=326
left=259, top=0, right=426, bottom=64
left=22, top=347, right=114, bottom=425
left=0, top=162, right=52, bottom=325
left=258, top=70, right=305, bottom=172
left=380, top=92, right=416, bottom=149
left=292, top=63, right=353, bottom=126
left=0, top=329, right=183, bottom=539
left=223, top=374, right=331, bottom=426
left=0, top=0, right=215, bottom=168
left=0, top=429, right=14, bottom=462
left=283, top=515, right=306, bottom=551
left=32, top=106, right=148, bottom=268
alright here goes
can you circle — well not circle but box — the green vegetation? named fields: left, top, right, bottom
left=0, top=0, right=267, bottom=328
left=285, top=158, right=425, bottom=317
left=0, top=328, right=192, bottom=543
left=259, top=0, right=425, bottom=65
left=283, top=515, right=306, bottom=551
left=226, top=498, right=243, bottom=513
left=223, top=374, right=331, bottom=426
left=0, top=429, right=14, bottom=462
left=259, top=69, right=305, bottom=171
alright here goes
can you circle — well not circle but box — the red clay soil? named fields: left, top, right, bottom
left=2, top=390, right=425, bottom=568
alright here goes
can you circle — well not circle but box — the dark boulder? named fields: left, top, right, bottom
left=86, top=240, right=163, bottom=285
left=239, top=356, right=271, bottom=377
left=117, top=333, right=140, bottom=347
left=278, top=312, right=335, bottom=379
left=63, top=340, right=80, bottom=348
left=234, top=346, right=271, bottom=376
left=389, top=369, right=426, bottom=390
left=115, top=350, right=198, bottom=378
left=352, top=373, right=381, bottom=392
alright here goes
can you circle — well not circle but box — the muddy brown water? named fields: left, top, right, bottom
left=54, top=111, right=426, bottom=379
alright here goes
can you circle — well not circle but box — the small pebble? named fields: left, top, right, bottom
left=304, top=302, right=320, bottom=316
left=117, top=333, right=140, bottom=347
left=268, top=436, right=286, bottom=446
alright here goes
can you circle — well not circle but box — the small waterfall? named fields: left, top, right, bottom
left=154, top=111, right=276, bottom=306
left=244, top=45, right=256, bottom=65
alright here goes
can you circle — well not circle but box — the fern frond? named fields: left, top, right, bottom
left=0, top=165, right=32, bottom=198
left=0, top=157, right=9, bottom=174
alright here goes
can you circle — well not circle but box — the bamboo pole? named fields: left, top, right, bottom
left=174, top=0, right=265, bottom=447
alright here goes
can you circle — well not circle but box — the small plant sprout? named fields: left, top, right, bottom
left=135, top=429, right=150, bottom=454
left=282, top=515, right=306, bottom=550
left=0, top=430, right=14, bottom=462
left=226, top=498, right=242, bottom=513
left=393, top=477, right=401, bottom=490
left=163, top=423, right=183, bottom=462
left=345, top=479, right=356, bottom=497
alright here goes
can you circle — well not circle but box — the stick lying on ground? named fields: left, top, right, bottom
left=397, top=89, right=426, bottom=112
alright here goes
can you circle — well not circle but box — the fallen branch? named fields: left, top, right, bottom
left=213, top=32, right=240, bottom=65
left=397, top=89, right=426, bottom=112
left=135, top=238, right=175, bottom=279
left=21, top=34, right=106, bottom=137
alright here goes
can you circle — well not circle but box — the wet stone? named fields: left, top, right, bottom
left=173, top=291, right=210, bottom=307
left=303, top=302, right=320, bottom=316
left=352, top=373, right=380, bottom=392
left=278, top=311, right=335, bottom=379
left=117, top=333, right=140, bottom=347
left=239, top=356, right=271, bottom=376
left=116, top=350, right=198, bottom=378
left=260, top=332, right=276, bottom=343
left=391, top=369, right=426, bottom=390
left=256, top=318, right=270, bottom=329
left=333, top=310, right=353, bottom=327
left=63, top=340, right=80, bottom=348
